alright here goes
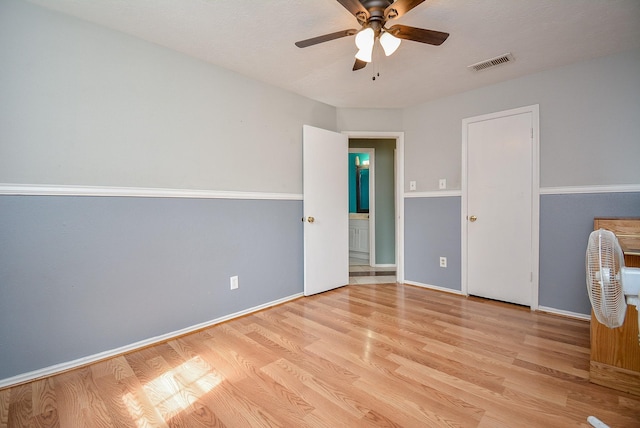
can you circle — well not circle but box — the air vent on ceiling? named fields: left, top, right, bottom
left=467, top=53, right=514, bottom=72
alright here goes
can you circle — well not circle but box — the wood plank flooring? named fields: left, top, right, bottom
left=2, top=283, right=639, bottom=427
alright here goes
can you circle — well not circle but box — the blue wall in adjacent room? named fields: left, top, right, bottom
left=349, top=152, right=369, bottom=213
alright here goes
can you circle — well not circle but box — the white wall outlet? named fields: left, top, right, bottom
left=439, top=257, right=447, bottom=268
left=409, top=181, right=417, bottom=191
left=439, top=179, right=447, bottom=190
left=230, top=275, right=239, bottom=290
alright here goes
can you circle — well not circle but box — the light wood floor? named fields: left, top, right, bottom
left=2, top=283, right=639, bottom=427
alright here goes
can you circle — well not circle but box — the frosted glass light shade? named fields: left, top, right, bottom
left=355, top=27, right=374, bottom=50
left=354, top=27, right=374, bottom=63
left=380, top=31, right=401, bottom=56
left=355, top=48, right=372, bottom=62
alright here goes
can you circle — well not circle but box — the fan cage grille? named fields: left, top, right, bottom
left=586, top=229, right=626, bottom=328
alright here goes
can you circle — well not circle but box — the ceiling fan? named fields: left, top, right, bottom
left=295, top=0, right=449, bottom=71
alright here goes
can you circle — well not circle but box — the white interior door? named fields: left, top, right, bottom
left=303, top=125, right=349, bottom=296
left=464, top=109, right=536, bottom=306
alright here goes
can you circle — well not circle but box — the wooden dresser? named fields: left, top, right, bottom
left=590, top=218, right=640, bottom=396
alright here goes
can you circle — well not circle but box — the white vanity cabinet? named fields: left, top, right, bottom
left=349, top=217, right=369, bottom=260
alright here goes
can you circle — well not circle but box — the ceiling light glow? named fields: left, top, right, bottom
left=354, top=27, right=375, bottom=63
left=380, top=31, right=401, bottom=56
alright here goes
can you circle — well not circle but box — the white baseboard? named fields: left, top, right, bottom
left=537, top=305, right=590, bottom=321
left=0, top=293, right=303, bottom=390
left=403, top=280, right=465, bottom=296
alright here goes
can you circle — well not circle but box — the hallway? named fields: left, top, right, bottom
left=349, top=258, right=396, bottom=284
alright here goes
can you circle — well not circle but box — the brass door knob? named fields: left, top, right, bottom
left=469, top=215, right=477, bottom=222
left=307, top=216, right=315, bottom=223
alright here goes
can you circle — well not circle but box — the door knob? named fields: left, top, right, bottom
left=307, top=216, right=315, bottom=223
left=469, top=215, right=477, bottom=222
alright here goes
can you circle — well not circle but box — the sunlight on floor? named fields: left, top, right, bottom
left=122, top=355, right=223, bottom=426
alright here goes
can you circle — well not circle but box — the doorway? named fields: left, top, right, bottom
left=347, top=135, right=403, bottom=284
left=348, top=148, right=374, bottom=266
left=461, top=105, right=540, bottom=308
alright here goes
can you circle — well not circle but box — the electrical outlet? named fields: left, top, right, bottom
left=439, top=257, right=447, bottom=268
left=230, top=275, right=239, bottom=290
left=409, top=181, right=417, bottom=191
left=439, top=179, right=447, bottom=190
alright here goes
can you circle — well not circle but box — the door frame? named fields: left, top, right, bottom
left=349, top=148, right=376, bottom=266
left=343, top=131, right=405, bottom=282
left=461, top=105, right=540, bottom=309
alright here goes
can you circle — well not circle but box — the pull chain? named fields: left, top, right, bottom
left=372, top=41, right=381, bottom=81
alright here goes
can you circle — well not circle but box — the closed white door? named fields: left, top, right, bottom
left=464, top=108, right=537, bottom=306
left=303, top=125, right=349, bottom=296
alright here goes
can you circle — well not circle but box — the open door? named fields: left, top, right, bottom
left=303, top=125, right=349, bottom=296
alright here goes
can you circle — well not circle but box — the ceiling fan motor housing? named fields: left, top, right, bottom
left=361, top=0, right=394, bottom=33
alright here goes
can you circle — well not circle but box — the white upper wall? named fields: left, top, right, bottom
left=403, top=48, right=640, bottom=192
left=0, top=0, right=336, bottom=194
left=337, top=108, right=403, bottom=132
left=3, top=0, right=638, bottom=195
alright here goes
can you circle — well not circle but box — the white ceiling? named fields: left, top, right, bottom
left=26, top=0, right=640, bottom=108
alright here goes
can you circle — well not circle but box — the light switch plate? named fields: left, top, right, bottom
left=409, top=181, right=416, bottom=191
left=439, top=179, right=447, bottom=190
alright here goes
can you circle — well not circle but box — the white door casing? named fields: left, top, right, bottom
left=462, top=105, right=540, bottom=308
left=303, top=125, right=349, bottom=296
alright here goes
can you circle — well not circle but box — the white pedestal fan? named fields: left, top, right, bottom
left=586, top=228, right=640, bottom=332
left=585, top=228, right=640, bottom=428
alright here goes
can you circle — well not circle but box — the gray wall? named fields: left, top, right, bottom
left=349, top=139, right=396, bottom=265
left=0, top=196, right=303, bottom=380
left=401, top=48, right=640, bottom=315
left=0, top=0, right=330, bottom=382
left=539, top=192, right=640, bottom=313
left=2, top=0, right=640, bottom=384
left=404, top=192, right=640, bottom=314
left=405, top=197, right=461, bottom=290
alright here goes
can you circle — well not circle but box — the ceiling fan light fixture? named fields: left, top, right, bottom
left=355, top=27, right=374, bottom=50
left=380, top=31, right=401, bottom=56
left=293, top=0, right=450, bottom=72
left=354, top=27, right=374, bottom=62
left=355, top=47, right=373, bottom=63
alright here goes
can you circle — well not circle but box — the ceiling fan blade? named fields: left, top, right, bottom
left=385, top=0, right=426, bottom=20
left=387, top=24, right=449, bottom=45
left=352, top=58, right=367, bottom=71
left=336, top=0, right=369, bottom=24
left=295, top=29, right=358, bottom=48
